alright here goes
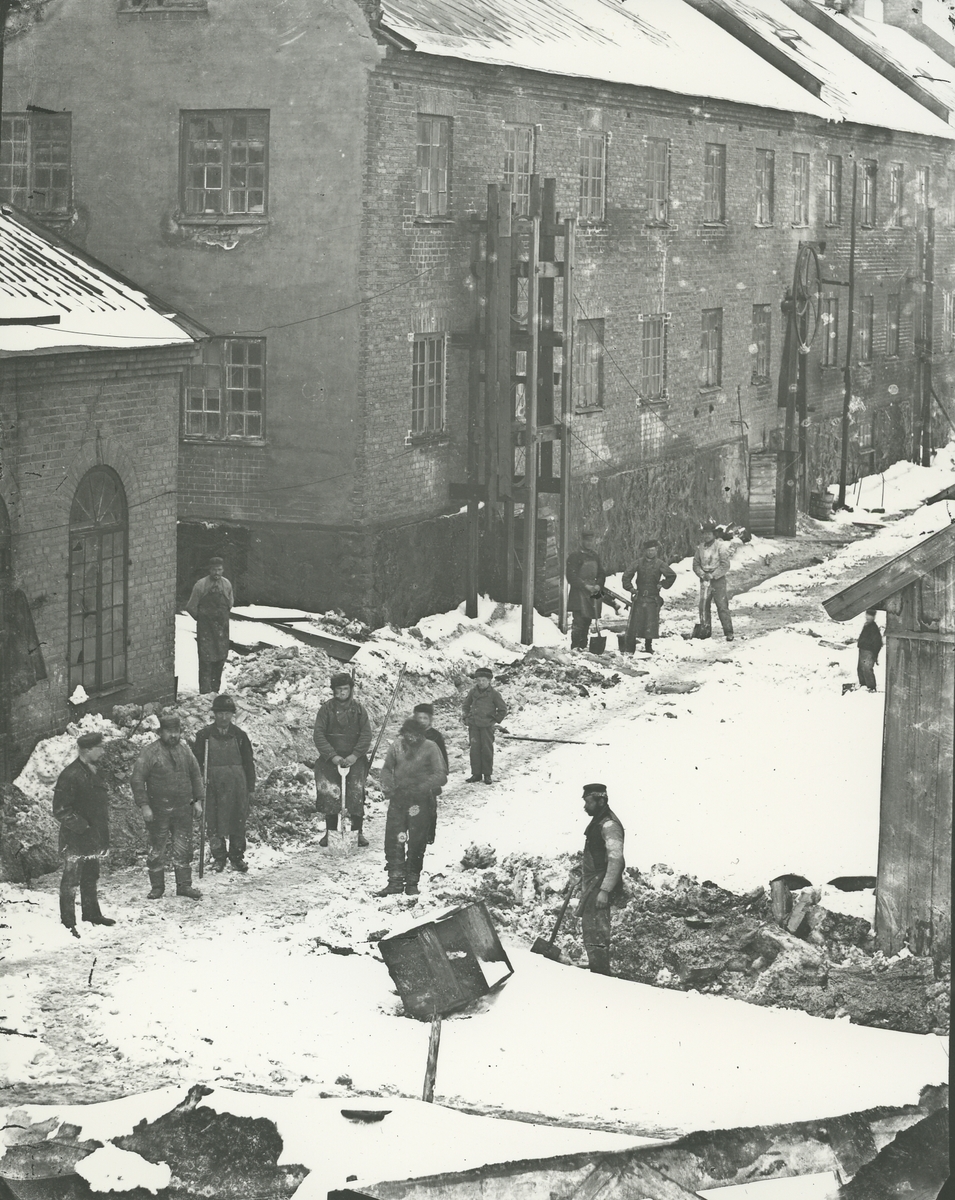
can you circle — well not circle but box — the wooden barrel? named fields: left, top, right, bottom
left=809, top=491, right=831, bottom=521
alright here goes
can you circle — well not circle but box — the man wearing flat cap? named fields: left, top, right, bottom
left=313, top=672, right=372, bottom=847
left=131, top=713, right=205, bottom=900
left=413, top=702, right=448, bottom=844
left=52, top=731, right=114, bottom=936
left=192, top=694, right=256, bottom=873
left=566, top=530, right=618, bottom=652
left=185, top=556, right=235, bottom=694
left=461, top=667, right=508, bottom=784
left=622, top=540, right=676, bottom=654
left=577, top=784, right=626, bottom=975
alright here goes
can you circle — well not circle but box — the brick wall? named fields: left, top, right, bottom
left=0, top=348, right=190, bottom=774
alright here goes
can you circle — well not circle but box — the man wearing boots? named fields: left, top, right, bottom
left=192, top=694, right=256, bottom=873
left=131, top=713, right=205, bottom=900
left=185, top=556, right=234, bottom=694
left=577, top=783, right=625, bottom=976
left=692, top=524, right=734, bottom=641
left=622, top=540, right=676, bottom=654
left=413, top=701, right=448, bottom=845
left=313, top=673, right=372, bottom=847
left=462, top=667, right=508, bottom=784
left=378, top=718, right=448, bottom=896
left=52, top=731, right=114, bottom=937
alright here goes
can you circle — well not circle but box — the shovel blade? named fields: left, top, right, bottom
left=530, top=937, right=562, bottom=961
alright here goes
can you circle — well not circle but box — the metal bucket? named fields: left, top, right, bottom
left=588, top=635, right=607, bottom=654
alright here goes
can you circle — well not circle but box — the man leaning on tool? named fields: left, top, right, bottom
left=132, top=713, right=205, bottom=901
left=577, top=783, right=625, bottom=976
left=313, top=672, right=372, bottom=847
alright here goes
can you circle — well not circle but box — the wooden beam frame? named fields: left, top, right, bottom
left=823, top=523, right=955, bottom=621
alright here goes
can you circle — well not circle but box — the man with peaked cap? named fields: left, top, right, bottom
left=566, top=530, right=618, bottom=651
left=461, top=667, right=508, bottom=784
left=622, top=539, right=677, bottom=654
left=192, top=694, right=256, bottom=873
left=413, top=701, right=447, bottom=844
left=52, top=731, right=114, bottom=936
left=185, top=556, right=235, bottom=694
left=377, top=718, right=448, bottom=896
left=131, top=713, right=205, bottom=900
left=577, top=783, right=626, bottom=976
left=313, top=672, right=372, bottom=847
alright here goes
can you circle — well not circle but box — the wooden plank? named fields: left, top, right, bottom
left=824, top=523, right=955, bottom=622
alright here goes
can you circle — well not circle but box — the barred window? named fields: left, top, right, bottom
left=859, top=296, right=874, bottom=362
left=181, top=111, right=268, bottom=217
left=755, top=149, right=774, bottom=225
left=504, top=124, right=534, bottom=217
left=825, top=154, right=842, bottom=225
left=641, top=314, right=666, bottom=399
left=916, top=166, right=930, bottom=226
left=575, top=318, right=605, bottom=408
left=862, top=159, right=877, bottom=226
left=184, top=338, right=265, bottom=440
left=0, top=111, right=71, bottom=214
left=578, top=133, right=606, bottom=220
left=791, top=152, right=810, bottom=226
left=704, top=143, right=726, bottom=223
left=700, top=308, right=722, bottom=387
left=889, top=163, right=904, bottom=227
left=752, top=305, right=771, bottom=382
left=886, top=293, right=900, bottom=357
left=645, top=138, right=670, bottom=224
left=411, top=334, right=446, bottom=433
left=822, top=297, right=839, bottom=367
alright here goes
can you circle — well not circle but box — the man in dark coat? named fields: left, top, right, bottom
left=52, top=731, right=114, bottom=936
left=131, top=713, right=205, bottom=900
left=192, top=694, right=256, bottom=873
left=378, top=718, right=448, bottom=896
left=414, top=701, right=447, bottom=845
left=313, top=672, right=372, bottom=847
left=577, top=783, right=625, bottom=976
left=566, top=530, right=617, bottom=651
left=462, top=667, right=508, bottom=784
left=185, top=556, right=234, bottom=694
left=622, top=540, right=677, bottom=654
left=856, top=609, right=883, bottom=692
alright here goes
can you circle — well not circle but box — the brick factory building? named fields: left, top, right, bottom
left=0, top=210, right=201, bottom=778
left=4, top=0, right=954, bottom=623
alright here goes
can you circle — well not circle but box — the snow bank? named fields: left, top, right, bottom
left=13, top=713, right=118, bottom=803
left=75, top=1144, right=171, bottom=1194
left=175, top=613, right=199, bottom=697
left=828, top=444, right=955, bottom=515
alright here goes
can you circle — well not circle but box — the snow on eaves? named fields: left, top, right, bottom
left=0, top=210, right=198, bottom=356
left=380, top=0, right=832, bottom=118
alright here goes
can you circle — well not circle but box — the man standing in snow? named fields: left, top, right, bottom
left=192, top=694, right=256, bottom=873
left=185, top=557, right=234, bottom=695
left=131, top=714, right=205, bottom=900
left=577, top=783, right=625, bottom=976
left=566, top=530, right=616, bottom=651
left=414, top=701, right=448, bottom=844
left=462, top=667, right=508, bottom=784
left=856, top=609, right=883, bottom=692
left=378, top=718, right=448, bottom=896
left=692, top=524, right=734, bottom=641
left=313, top=672, right=372, bottom=847
left=52, top=731, right=114, bottom=936
left=622, top=539, right=677, bottom=654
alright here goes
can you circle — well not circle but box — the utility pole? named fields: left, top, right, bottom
left=520, top=191, right=541, bottom=646
left=836, top=161, right=858, bottom=510
left=919, top=208, right=935, bottom=467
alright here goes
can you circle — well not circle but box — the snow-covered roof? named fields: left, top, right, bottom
left=708, top=0, right=955, bottom=138
left=379, top=0, right=831, bottom=118
left=0, top=209, right=200, bottom=356
left=824, top=521, right=955, bottom=620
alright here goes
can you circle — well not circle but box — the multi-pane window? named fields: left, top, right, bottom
left=575, top=318, right=605, bottom=408
left=504, top=124, right=534, bottom=217
left=700, top=308, right=723, bottom=387
left=943, top=291, right=955, bottom=352
left=578, top=133, right=607, bottom=220
left=641, top=315, right=667, bottom=399
left=889, top=163, right=904, bottom=226
left=181, top=111, right=268, bottom=217
left=862, top=159, right=877, bottom=226
left=184, top=338, right=265, bottom=439
left=703, top=143, right=726, bottom=223
left=916, top=166, right=930, bottom=226
left=822, top=297, right=839, bottom=367
left=791, top=152, right=810, bottom=226
left=752, top=305, right=771, bottom=382
left=411, top=334, right=446, bottom=433
left=859, top=296, right=874, bottom=362
left=645, top=137, right=670, bottom=224
left=68, top=468, right=127, bottom=692
left=886, top=293, right=901, bottom=357
left=755, top=149, right=774, bottom=225
left=0, top=112, right=71, bottom=213
left=825, top=154, right=842, bottom=224
left=416, top=116, right=451, bottom=218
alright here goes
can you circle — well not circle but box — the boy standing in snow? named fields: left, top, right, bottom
left=857, top=609, right=883, bottom=692
left=462, top=667, right=508, bottom=784
left=192, top=694, right=256, bottom=873
left=577, top=783, right=625, bottom=976
left=378, top=718, right=448, bottom=896
left=313, top=673, right=372, bottom=847
left=414, top=702, right=448, bottom=844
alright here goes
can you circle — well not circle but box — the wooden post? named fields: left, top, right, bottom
left=770, top=878, right=793, bottom=924
left=465, top=228, right=482, bottom=619
left=538, top=179, right=557, bottom=483
left=920, top=208, right=935, bottom=468
left=558, top=217, right=575, bottom=635
left=422, top=1012, right=442, bottom=1103
left=837, top=161, right=858, bottom=510
left=520, top=187, right=541, bottom=646
left=485, top=186, right=501, bottom=514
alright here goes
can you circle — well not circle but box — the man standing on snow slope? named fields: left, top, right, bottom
left=377, top=718, right=448, bottom=897
left=577, top=783, right=625, bottom=975
left=313, top=672, right=372, bottom=847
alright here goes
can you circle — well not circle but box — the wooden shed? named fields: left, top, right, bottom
left=823, top=522, right=954, bottom=961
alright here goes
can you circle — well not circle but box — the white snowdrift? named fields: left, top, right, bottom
left=75, top=1144, right=171, bottom=1194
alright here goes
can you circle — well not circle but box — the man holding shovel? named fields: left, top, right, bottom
left=577, top=783, right=625, bottom=976
left=377, top=718, right=448, bottom=896
left=313, top=672, right=372, bottom=847
left=692, top=524, right=734, bottom=641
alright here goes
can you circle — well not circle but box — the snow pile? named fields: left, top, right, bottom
left=75, top=1144, right=171, bottom=1194
left=828, top=444, right=955, bottom=514
left=13, top=712, right=119, bottom=803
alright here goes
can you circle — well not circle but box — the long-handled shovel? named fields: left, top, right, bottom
left=338, top=762, right=351, bottom=845
left=198, top=738, right=209, bottom=879
left=531, top=880, right=579, bottom=961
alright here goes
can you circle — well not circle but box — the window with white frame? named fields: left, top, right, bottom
left=791, top=152, right=810, bottom=226
left=700, top=308, right=722, bottom=387
left=0, top=111, right=71, bottom=214
left=645, top=137, right=670, bottom=224
left=183, top=338, right=265, bottom=439
left=416, top=116, right=451, bottom=218
left=181, top=111, right=268, bottom=218
left=504, top=124, right=534, bottom=217
left=889, top=163, right=904, bottom=227
left=578, top=133, right=606, bottom=220
left=641, top=314, right=667, bottom=400
left=755, top=149, right=774, bottom=225
left=703, top=143, right=726, bottom=223
left=825, top=154, right=842, bottom=225
left=575, top=317, right=605, bottom=408
left=411, top=334, right=446, bottom=433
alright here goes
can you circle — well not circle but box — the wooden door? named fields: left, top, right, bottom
left=748, top=454, right=777, bottom=537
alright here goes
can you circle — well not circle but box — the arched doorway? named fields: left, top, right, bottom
left=68, top=467, right=128, bottom=692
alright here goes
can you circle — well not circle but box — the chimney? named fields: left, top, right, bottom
left=882, top=0, right=955, bottom=66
